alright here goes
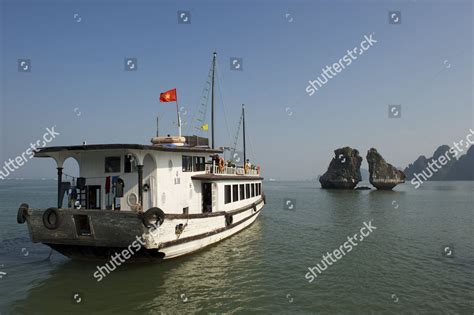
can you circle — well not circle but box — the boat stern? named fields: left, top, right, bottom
left=17, top=204, right=155, bottom=258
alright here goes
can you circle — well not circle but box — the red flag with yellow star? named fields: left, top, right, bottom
left=159, top=89, right=177, bottom=102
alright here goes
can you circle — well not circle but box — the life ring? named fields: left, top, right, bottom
left=17, top=203, right=29, bottom=224
left=42, top=208, right=61, bottom=230
left=244, top=164, right=250, bottom=174
left=141, top=207, right=165, bottom=229
left=218, top=157, right=225, bottom=172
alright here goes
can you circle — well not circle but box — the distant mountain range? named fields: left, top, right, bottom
left=404, top=145, right=474, bottom=181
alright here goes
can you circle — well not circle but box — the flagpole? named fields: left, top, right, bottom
left=175, top=100, right=181, bottom=137
left=156, top=116, right=159, bottom=137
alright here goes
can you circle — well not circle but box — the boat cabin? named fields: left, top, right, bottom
left=35, top=136, right=263, bottom=216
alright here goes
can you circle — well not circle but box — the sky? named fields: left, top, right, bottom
left=0, top=0, right=473, bottom=180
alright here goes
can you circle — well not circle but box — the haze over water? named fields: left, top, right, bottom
left=1, top=180, right=472, bottom=313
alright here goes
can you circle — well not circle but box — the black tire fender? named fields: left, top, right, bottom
left=17, top=203, right=29, bottom=224
left=141, top=207, right=165, bottom=229
left=42, top=208, right=61, bottom=230
left=225, top=213, right=233, bottom=227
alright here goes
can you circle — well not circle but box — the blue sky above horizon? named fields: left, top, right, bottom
left=0, top=0, right=472, bottom=180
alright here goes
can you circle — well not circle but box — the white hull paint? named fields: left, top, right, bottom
left=157, top=200, right=263, bottom=259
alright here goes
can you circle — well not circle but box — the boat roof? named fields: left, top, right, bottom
left=35, top=143, right=223, bottom=157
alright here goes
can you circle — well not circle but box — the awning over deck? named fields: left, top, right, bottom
left=35, top=143, right=223, bottom=157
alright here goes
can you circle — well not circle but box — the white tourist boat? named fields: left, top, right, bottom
left=17, top=53, right=265, bottom=260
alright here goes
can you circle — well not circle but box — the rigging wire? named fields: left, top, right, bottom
left=185, top=59, right=213, bottom=136
left=247, top=125, right=256, bottom=163
left=214, top=58, right=233, bottom=149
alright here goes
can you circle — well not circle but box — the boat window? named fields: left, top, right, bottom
left=251, top=184, right=255, bottom=197
left=258, top=183, right=262, bottom=195
left=182, top=156, right=193, bottom=172
left=124, top=155, right=137, bottom=173
left=105, top=157, right=121, bottom=173
left=233, top=185, right=239, bottom=202
left=246, top=184, right=250, bottom=199
left=183, top=207, right=189, bottom=215
left=225, top=185, right=231, bottom=204
left=193, top=156, right=206, bottom=171
left=239, top=184, right=245, bottom=200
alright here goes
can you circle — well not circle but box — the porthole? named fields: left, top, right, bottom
left=127, top=193, right=138, bottom=207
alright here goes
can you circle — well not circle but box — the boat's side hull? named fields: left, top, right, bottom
left=22, top=197, right=264, bottom=260
left=158, top=200, right=263, bottom=259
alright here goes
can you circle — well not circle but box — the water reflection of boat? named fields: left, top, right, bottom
left=9, top=220, right=263, bottom=313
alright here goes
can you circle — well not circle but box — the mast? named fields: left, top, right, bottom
left=242, top=104, right=246, bottom=165
left=211, top=52, right=216, bottom=149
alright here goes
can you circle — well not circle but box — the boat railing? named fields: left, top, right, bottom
left=205, top=164, right=259, bottom=176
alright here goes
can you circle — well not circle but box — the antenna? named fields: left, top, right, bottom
left=156, top=116, right=159, bottom=137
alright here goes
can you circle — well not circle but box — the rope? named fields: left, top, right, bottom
left=215, top=59, right=233, bottom=147
left=247, top=128, right=256, bottom=163
left=186, top=59, right=213, bottom=136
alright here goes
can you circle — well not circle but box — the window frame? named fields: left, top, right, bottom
left=193, top=156, right=206, bottom=172
left=182, top=155, right=193, bottom=172
left=105, top=156, right=121, bottom=173
left=224, top=185, right=232, bottom=204
left=232, top=184, right=239, bottom=202
left=124, top=155, right=137, bottom=173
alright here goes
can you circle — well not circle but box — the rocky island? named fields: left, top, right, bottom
left=366, top=148, right=406, bottom=190
left=319, top=147, right=406, bottom=190
left=319, top=147, right=362, bottom=189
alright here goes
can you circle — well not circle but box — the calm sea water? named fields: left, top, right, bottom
left=0, top=180, right=473, bottom=314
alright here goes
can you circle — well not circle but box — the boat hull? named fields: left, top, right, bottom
left=22, top=198, right=264, bottom=260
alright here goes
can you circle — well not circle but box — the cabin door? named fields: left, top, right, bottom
left=87, top=185, right=101, bottom=209
left=142, top=155, right=157, bottom=211
left=202, top=183, right=212, bottom=213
